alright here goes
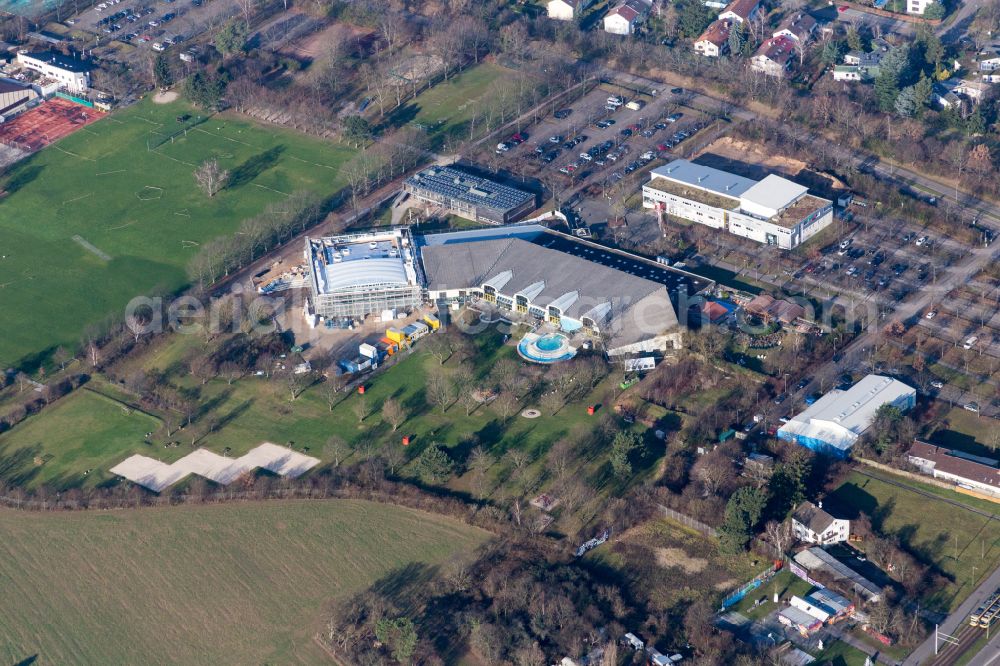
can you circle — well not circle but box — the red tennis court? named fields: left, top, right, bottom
left=0, top=97, right=101, bottom=152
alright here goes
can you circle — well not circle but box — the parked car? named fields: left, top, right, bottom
left=670, top=87, right=683, bottom=94
left=964, top=402, right=980, bottom=413
left=925, top=309, right=937, bottom=319
left=549, top=135, right=563, bottom=144
left=915, top=235, right=929, bottom=246
left=553, top=108, right=572, bottom=119
left=963, top=336, right=978, bottom=349
left=930, top=380, right=944, bottom=389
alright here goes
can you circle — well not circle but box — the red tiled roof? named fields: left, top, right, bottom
left=697, top=20, right=731, bottom=46
left=756, top=36, right=796, bottom=66
left=909, top=441, right=1000, bottom=489
left=721, top=0, right=759, bottom=20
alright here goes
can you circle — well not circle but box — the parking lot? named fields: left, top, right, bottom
left=487, top=83, right=712, bottom=200
left=71, top=0, right=238, bottom=58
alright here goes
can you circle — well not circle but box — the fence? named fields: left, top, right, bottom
left=721, top=560, right=783, bottom=609
left=54, top=91, right=95, bottom=108
left=659, top=505, right=717, bottom=538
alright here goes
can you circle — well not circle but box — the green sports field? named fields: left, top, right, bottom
left=0, top=499, right=487, bottom=665
left=0, top=96, right=356, bottom=368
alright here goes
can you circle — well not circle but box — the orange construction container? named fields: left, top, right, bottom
left=587, top=405, right=595, bottom=415
left=402, top=435, right=410, bottom=446
left=358, top=385, right=366, bottom=395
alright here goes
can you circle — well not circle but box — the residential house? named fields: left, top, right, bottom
left=833, top=65, right=862, bottom=82
left=978, top=49, right=1000, bottom=78
left=718, top=0, right=761, bottom=23
left=907, top=440, right=1000, bottom=497
left=547, top=0, right=594, bottom=21
left=773, top=13, right=817, bottom=44
left=751, top=35, right=797, bottom=77
left=934, top=78, right=988, bottom=108
left=791, top=500, right=850, bottom=545
left=694, top=19, right=731, bottom=57
left=603, top=0, right=652, bottom=35
left=906, top=0, right=936, bottom=15
left=836, top=41, right=889, bottom=83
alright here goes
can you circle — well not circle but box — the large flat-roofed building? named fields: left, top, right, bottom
left=306, top=228, right=422, bottom=320
left=403, top=165, right=537, bottom=225
left=777, top=374, right=916, bottom=457
left=16, top=50, right=92, bottom=93
left=0, top=79, right=37, bottom=117
left=642, top=159, right=833, bottom=250
left=418, top=225, right=712, bottom=356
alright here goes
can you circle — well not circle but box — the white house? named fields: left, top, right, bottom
left=791, top=501, right=850, bottom=545
left=934, top=78, right=989, bottom=108
left=751, top=36, right=796, bottom=77
left=694, top=20, right=731, bottom=57
left=772, top=13, right=816, bottom=44
left=833, top=65, right=862, bottom=82
left=906, top=0, right=935, bottom=15
left=642, top=160, right=834, bottom=250
left=603, top=0, right=652, bottom=35
left=16, top=50, right=92, bottom=93
left=547, top=0, right=594, bottom=21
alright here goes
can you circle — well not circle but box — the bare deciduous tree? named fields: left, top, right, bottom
left=492, top=391, right=519, bottom=420
left=381, top=397, right=406, bottom=431
left=125, top=313, right=149, bottom=343
left=194, top=159, right=229, bottom=197
left=324, top=435, right=347, bottom=467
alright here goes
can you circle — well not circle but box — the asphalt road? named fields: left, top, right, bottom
left=903, top=565, right=1000, bottom=665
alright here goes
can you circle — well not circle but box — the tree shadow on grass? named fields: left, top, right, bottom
left=0, top=442, right=44, bottom=488
left=227, top=146, right=285, bottom=189
left=383, top=103, right=421, bottom=132
left=3, top=163, right=44, bottom=196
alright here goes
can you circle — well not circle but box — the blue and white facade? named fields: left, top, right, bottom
left=777, top=375, right=916, bottom=457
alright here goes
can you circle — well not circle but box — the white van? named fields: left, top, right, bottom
left=963, top=336, right=978, bottom=349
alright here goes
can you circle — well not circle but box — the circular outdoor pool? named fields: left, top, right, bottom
left=517, top=333, right=576, bottom=363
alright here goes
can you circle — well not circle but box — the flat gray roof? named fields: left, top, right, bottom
left=419, top=232, right=701, bottom=349
left=650, top=159, right=756, bottom=198
left=741, top=174, right=808, bottom=213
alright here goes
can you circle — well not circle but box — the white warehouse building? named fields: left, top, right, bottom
left=642, top=159, right=834, bottom=250
left=777, top=374, right=916, bottom=458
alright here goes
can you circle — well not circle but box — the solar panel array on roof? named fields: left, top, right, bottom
left=406, top=166, right=534, bottom=213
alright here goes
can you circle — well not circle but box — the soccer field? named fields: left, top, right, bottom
left=0, top=97, right=356, bottom=368
left=0, top=499, right=487, bottom=665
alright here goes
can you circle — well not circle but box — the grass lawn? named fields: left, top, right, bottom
left=928, top=407, right=1000, bottom=453
left=827, top=471, right=1000, bottom=612
left=0, top=388, right=160, bottom=489
left=730, top=569, right=814, bottom=621
left=813, top=639, right=872, bottom=666
left=0, top=96, right=356, bottom=368
left=0, top=499, right=487, bottom=664
left=387, top=62, right=511, bottom=149
left=589, top=518, right=761, bottom=613
left=0, top=326, right=634, bottom=503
